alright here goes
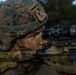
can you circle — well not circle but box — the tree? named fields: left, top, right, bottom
left=40, top=0, right=76, bottom=27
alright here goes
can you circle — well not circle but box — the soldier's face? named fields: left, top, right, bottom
left=20, top=28, right=47, bottom=50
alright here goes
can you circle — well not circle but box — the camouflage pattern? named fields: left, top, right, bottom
left=0, top=0, right=48, bottom=74
left=1, top=0, right=76, bottom=75
left=1, top=46, right=76, bottom=74
left=0, top=0, right=48, bottom=50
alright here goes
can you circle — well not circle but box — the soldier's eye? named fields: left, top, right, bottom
left=33, top=32, right=39, bottom=36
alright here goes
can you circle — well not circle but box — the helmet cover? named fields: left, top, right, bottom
left=0, top=0, right=48, bottom=50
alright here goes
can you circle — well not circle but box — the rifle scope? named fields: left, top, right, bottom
left=42, top=25, right=76, bottom=39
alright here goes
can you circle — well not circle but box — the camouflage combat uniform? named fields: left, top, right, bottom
left=0, top=0, right=48, bottom=50
left=0, top=0, right=51, bottom=75
left=0, top=0, right=74, bottom=75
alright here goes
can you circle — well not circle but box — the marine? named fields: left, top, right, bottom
left=0, top=0, right=76, bottom=75
left=0, top=0, right=50, bottom=75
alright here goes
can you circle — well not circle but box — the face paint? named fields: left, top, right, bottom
left=20, top=31, right=47, bottom=50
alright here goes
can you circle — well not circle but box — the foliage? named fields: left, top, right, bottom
left=39, top=0, right=76, bottom=27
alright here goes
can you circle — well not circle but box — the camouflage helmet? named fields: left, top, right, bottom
left=0, top=0, right=48, bottom=50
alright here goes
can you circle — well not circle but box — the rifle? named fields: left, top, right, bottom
left=42, top=25, right=76, bottom=47
left=42, top=25, right=76, bottom=60
left=1, top=25, right=76, bottom=74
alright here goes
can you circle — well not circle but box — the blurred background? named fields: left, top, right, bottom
left=38, top=0, right=76, bottom=28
